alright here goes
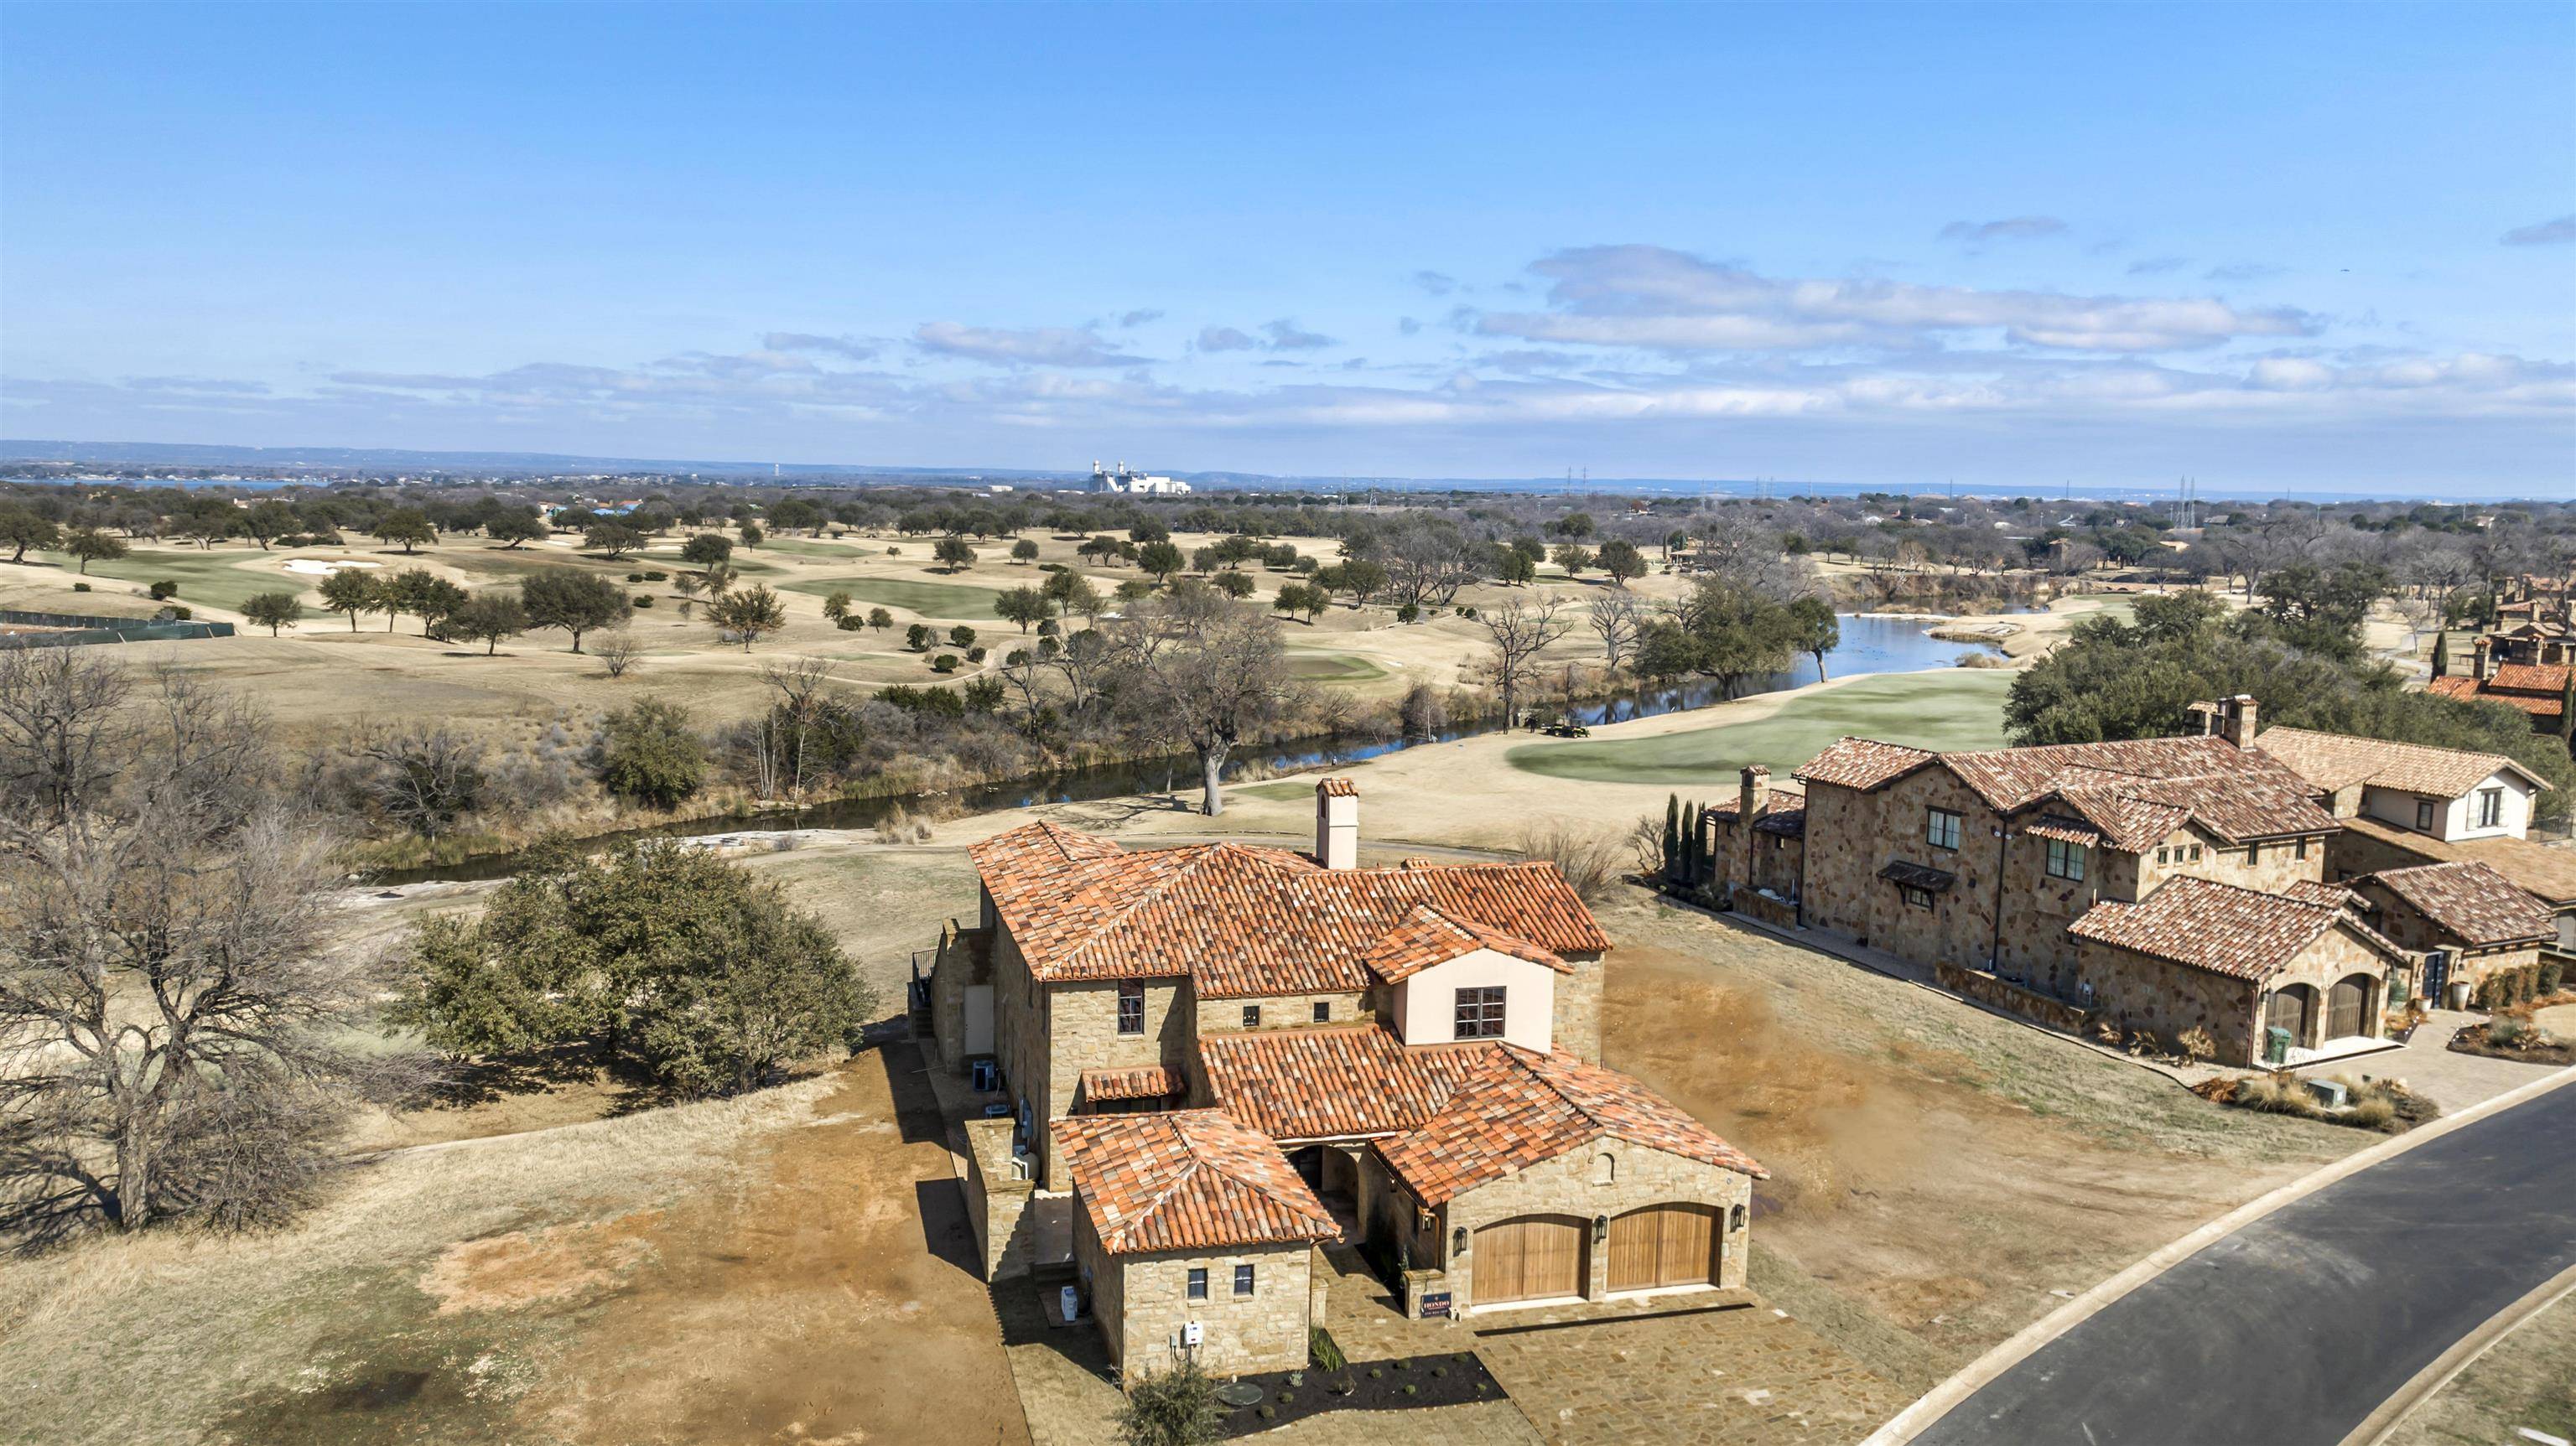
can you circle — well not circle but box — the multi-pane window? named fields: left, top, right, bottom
left=2416, top=800, right=2436, bottom=831
left=1311, top=1001, right=1331, bottom=1024
left=1116, top=981, right=1145, bottom=1036
left=1900, top=885, right=1937, bottom=910
left=1187, top=1268, right=1208, bottom=1300
left=2155, top=847, right=2169, bottom=866
left=1926, top=808, right=1962, bottom=851
left=2480, top=789, right=2504, bottom=829
left=1455, top=986, right=1507, bottom=1039
left=2045, top=839, right=2087, bottom=882
left=2189, top=845, right=2203, bottom=862
left=1241, top=1005, right=1261, bottom=1029
left=1233, top=1264, right=1255, bottom=1297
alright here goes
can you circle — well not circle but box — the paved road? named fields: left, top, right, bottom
left=1913, top=1076, right=2576, bottom=1446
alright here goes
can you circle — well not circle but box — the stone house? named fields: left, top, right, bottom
left=1698, top=697, right=2449, bottom=1066
left=2256, top=726, right=2548, bottom=847
left=2427, top=640, right=2570, bottom=743
left=2345, top=860, right=2558, bottom=1003
left=927, top=780, right=1766, bottom=1381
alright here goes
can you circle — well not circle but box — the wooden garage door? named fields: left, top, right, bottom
left=2327, top=973, right=2373, bottom=1039
left=1607, top=1204, right=1720, bottom=1292
left=1475, top=1215, right=1587, bottom=1304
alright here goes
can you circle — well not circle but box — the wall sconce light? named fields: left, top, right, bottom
left=1729, top=1204, right=1748, bottom=1231
left=1452, top=1226, right=1467, bottom=1256
left=1592, top=1214, right=1610, bottom=1243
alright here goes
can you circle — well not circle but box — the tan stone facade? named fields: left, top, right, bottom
left=1372, top=1138, right=1754, bottom=1317
left=2069, top=926, right=2388, bottom=1064
left=1075, top=1219, right=1316, bottom=1377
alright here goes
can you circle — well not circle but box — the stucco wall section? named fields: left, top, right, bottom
left=1390, top=949, right=1557, bottom=1051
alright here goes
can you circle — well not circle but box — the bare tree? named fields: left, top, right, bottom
left=1477, top=598, right=1573, bottom=728
left=752, top=656, right=837, bottom=803
left=1589, top=593, right=1645, bottom=674
left=1102, top=592, right=1293, bottom=816
left=1516, top=819, right=1624, bottom=903
left=356, top=725, right=486, bottom=842
left=594, top=628, right=644, bottom=678
left=0, top=660, right=428, bottom=1239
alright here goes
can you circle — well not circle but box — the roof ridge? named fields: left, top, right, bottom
left=1049, top=841, right=1291, bottom=972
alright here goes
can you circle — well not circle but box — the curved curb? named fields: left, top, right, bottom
left=1862, top=1063, right=2576, bottom=1446
left=2336, top=1259, right=2576, bottom=1446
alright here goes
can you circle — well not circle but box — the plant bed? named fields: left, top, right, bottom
left=2189, top=1071, right=2439, bottom=1133
left=1212, top=1351, right=1504, bottom=1437
left=2447, top=1018, right=2575, bottom=1066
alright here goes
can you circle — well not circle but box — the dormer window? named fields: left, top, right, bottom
left=1455, top=986, right=1506, bottom=1039
left=2479, top=788, right=2504, bottom=829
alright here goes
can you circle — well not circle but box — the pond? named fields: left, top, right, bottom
left=370, top=614, right=1999, bottom=884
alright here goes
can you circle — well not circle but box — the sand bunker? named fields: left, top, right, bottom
left=283, top=558, right=381, bottom=575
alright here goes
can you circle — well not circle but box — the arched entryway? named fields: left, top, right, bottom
left=2267, top=983, right=2319, bottom=1049
left=1607, top=1203, right=1721, bottom=1293
left=1473, top=1214, right=1587, bottom=1305
left=2327, top=973, right=2376, bottom=1040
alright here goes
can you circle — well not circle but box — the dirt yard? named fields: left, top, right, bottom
left=2387, top=1288, right=2576, bottom=1446
left=0, top=1039, right=1027, bottom=1446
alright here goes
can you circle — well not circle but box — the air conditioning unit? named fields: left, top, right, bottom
left=1010, top=1154, right=1033, bottom=1182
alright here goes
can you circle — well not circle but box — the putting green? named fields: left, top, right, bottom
left=33, top=547, right=314, bottom=612
left=1507, top=670, right=2014, bottom=786
left=776, top=575, right=1005, bottom=619
left=1286, top=651, right=1390, bottom=683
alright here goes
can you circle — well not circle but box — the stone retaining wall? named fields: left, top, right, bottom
left=1935, top=959, right=2097, bottom=1035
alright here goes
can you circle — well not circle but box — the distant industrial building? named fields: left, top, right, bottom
left=1089, top=461, right=1191, bottom=495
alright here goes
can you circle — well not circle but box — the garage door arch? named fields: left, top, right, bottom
left=1472, top=1214, right=1587, bottom=1305
left=2327, top=973, right=2374, bottom=1040
left=2266, top=983, right=2319, bottom=1049
left=1607, top=1203, right=1721, bottom=1293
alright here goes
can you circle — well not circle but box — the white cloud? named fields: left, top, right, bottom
left=1938, top=215, right=2069, bottom=242
left=1117, top=308, right=1166, bottom=327
left=913, top=322, right=1144, bottom=367
left=2501, top=215, right=2576, bottom=246
left=761, top=332, right=880, bottom=360
left=1197, top=326, right=1259, bottom=352
left=1264, top=319, right=1334, bottom=350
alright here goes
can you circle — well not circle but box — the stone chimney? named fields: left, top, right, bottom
left=1315, top=777, right=1359, bottom=869
left=2220, top=693, right=2259, bottom=749
left=2473, top=636, right=2494, bottom=682
left=1739, top=764, right=1771, bottom=824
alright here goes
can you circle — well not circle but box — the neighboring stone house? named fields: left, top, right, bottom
left=1696, top=697, right=2444, bottom=1066
left=2067, top=875, right=2407, bottom=1065
left=2254, top=726, right=2547, bottom=846
left=2330, top=818, right=2576, bottom=951
left=2427, top=640, right=2571, bottom=743
left=928, top=780, right=1766, bottom=1381
left=1700, top=767, right=1805, bottom=926
left=2345, top=861, right=2558, bottom=1003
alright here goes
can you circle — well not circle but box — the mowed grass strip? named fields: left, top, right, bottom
left=32, top=547, right=317, bottom=612
left=1285, top=651, right=1390, bottom=683
left=774, top=575, right=1005, bottom=619
left=1507, top=670, right=2013, bottom=785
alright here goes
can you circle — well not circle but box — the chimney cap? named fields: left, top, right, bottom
left=1317, top=776, right=1358, bottom=798
left=1742, top=763, right=1771, bottom=778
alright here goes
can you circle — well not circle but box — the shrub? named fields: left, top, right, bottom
left=932, top=653, right=960, bottom=673
left=1517, top=820, right=1623, bottom=903
left=157, top=604, right=193, bottom=621
left=2541, top=958, right=2566, bottom=997
left=70, top=582, right=90, bottom=592
left=2347, top=1096, right=2396, bottom=1129
left=1395, top=603, right=1420, bottom=623
left=2176, top=1026, right=2216, bottom=1064
left=836, top=614, right=865, bottom=631
left=2488, top=1017, right=2530, bottom=1049
left=627, top=572, right=646, bottom=583
left=642, top=569, right=667, bottom=582
left=1309, top=1327, right=1347, bottom=1372
left=1401, top=1384, right=1418, bottom=1397
left=595, top=698, right=706, bottom=809
left=1116, top=1359, right=1223, bottom=1446
left=631, top=594, right=655, bottom=608
left=148, top=579, right=179, bottom=599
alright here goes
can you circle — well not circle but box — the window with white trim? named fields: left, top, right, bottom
left=2479, top=788, right=2504, bottom=829
left=1455, top=986, right=1507, bottom=1039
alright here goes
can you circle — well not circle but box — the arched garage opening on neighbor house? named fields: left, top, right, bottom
left=2266, top=982, right=2319, bottom=1049
left=2328, top=972, right=2375, bottom=1040
left=1474, top=1214, right=1587, bottom=1305
left=1607, top=1202, right=1721, bottom=1293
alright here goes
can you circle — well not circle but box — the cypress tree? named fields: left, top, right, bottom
left=2430, top=630, right=2450, bottom=678
left=1680, top=801, right=1701, bottom=880
left=2560, top=671, right=2573, bottom=743
left=1664, top=794, right=1681, bottom=879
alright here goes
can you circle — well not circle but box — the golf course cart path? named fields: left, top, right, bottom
left=1905, top=1071, right=2576, bottom=1446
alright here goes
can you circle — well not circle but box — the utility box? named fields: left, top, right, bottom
left=2263, top=1026, right=2292, bottom=1065
left=2303, top=1079, right=2350, bottom=1111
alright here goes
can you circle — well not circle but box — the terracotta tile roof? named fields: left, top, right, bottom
left=1706, top=785, right=1809, bottom=837
left=1796, top=737, right=1937, bottom=791
left=1366, top=904, right=1571, bottom=983
left=2256, top=726, right=2547, bottom=796
left=1079, top=1064, right=1183, bottom=1103
left=1052, top=1109, right=1339, bottom=1255
left=2362, top=862, right=2556, bottom=947
left=2023, top=816, right=2105, bottom=846
left=2283, top=879, right=2356, bottom=908
left=1317, top=775, right=1359, bottom=797
left=1377, top=1049, right=1766, bottom=1205
left=1197, top=1024, right=1499, bottom=1140
left=1947, top=737, right=2336, bottom=847
left=2336, top=816, right=2576, bottom=907
left=2427, top=676, right=2563, bottom=719
left=2070, top=876, right=2402, bottom=981
left=970, top=821, right=1609, bottom=998
left=2489, top=662, right=2572, bottom=696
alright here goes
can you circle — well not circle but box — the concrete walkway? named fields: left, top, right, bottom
left=2288, top=1008, right=2559, bottom=1113
left=1898, top=1070, right=2576, bottom=1446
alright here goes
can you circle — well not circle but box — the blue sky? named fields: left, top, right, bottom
left=3, top=1, right=2571, bottom=492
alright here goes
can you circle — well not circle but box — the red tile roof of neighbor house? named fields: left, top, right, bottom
left=2255, top=726, right=2548, bottom=797
left=968, top=821, right=1607, bottom=998
left=1377, top=1048, right=1766, bottom=1205
left=1078, top=1064, right=1183, bottom=1103
left=2069, top=875, right=2404, bottom=981
left=1052, top=1109, right=1339, bottom=1255
left=1197, top=1024, right=1502, bottom=1140
left=2363, top=862, right=2557, bottom=947
left=2428, top=671, right=2568, bottom=720
left=2337, top=816, right=2576, bottom=907
left=1798, top=734, right=2337, bottom=852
